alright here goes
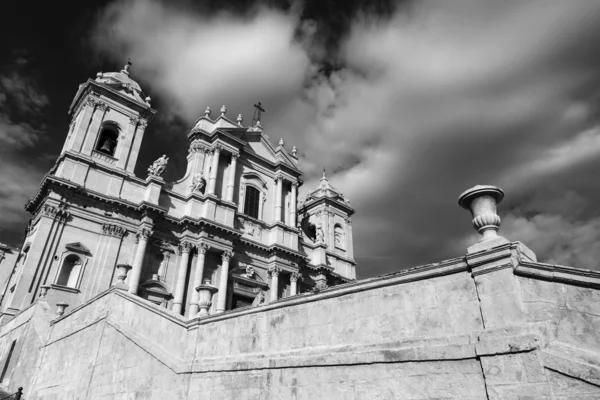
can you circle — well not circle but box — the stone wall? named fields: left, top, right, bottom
left=0, top=242, right=598, bottom=399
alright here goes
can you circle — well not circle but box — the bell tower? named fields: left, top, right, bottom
left=58, top=61, right=155, bottom=175
left=298, top=171, right=356, bottom=282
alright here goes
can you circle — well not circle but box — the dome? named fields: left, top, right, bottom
left=95, top=61, right=151, bottom=107
left=301, top=170, right=352, bottom=208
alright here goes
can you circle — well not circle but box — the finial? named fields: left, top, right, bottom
left=292, top=145, right=297, bottom=156
left=96, top=72, right=103, bottom=78
left=458, top=185, right=510, bottom=253
left=279, top=138, right=285, bottom=146
left=220, top=105, right=227, bottom=116
left=322, top=169, right=327, bottom=179
left=122, top=59, right=132, bottom=75
left=237, top=114, right=243, bottom=125
left=145, top=96, right=151, bottom=104
left=204, top=106, right=211, bottom=117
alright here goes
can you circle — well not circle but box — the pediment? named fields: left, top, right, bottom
left=65, top=242, right=92, bottom=256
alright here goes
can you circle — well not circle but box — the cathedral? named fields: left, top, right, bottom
left=0, top=63, right=599, bottom=399
left=0, top=61, right=356, bottom=323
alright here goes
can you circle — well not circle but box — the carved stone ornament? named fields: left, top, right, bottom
left=222, top=250, right=234, bottom=262
left=189, top=140, right=207, bottom=154
left=178, top=241, right=193, bottom=254
left=147, top=154, right=169, bottom=177
left=102, top=224, right=127, bottom=238
left=239, top=217, right=261, bottom=239
left=290, top=272, right=302, bottom=282
left=137, top=228, right=153, bottom=241
left=129, top=115, right=140, bottom=126
left=138, top=120, right=148, bottom=130
left=268, top=266, right=282, bottom=278
left=190, top=173, right=206, bottom=193
left=213, top=144, right=223, bottom=153
left=245, top=265, right=255, bottom=278
left=96, top=101, right=109, bottom=112
left=316, top=221, right=325, bottom=243
left=197, top=242, right=210, bottom=254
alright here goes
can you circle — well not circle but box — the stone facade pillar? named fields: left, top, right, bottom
left=226, top=153, right=238, bottom=202
left=68, top=98, right=96, bottom=153
left=188, top=243, right=210, bottom=317
left=269, top=266, right=282, bottom=302
left=290, top=272, right=300, bottom=296
left=172, top=241, right=193, bottom=315
left=216, top=251, right=233, bottom=313
left=207, top=146, right=221, bottom=195
left=290, top=182, right=298, bottom=228
left=129, top=227, right=153, bottom=295
left=275, top=176, right=283, bottom=222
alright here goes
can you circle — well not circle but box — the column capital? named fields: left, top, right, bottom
left=291, top=181, right=299, bottom=189
left=129, top=115, right=140, bottom=126
left=268, top=266, right=283, bottom=277
left=212, top=144, right=223, bottom=153
left=221, top=250, right=234, bottom=262
left=178, top=240, right=194, bottom=255
left=275, top=175, right=284, bottom=183
left=137, top=227, right=153, bottom=240
left=290, top=272, right=302, bottom=282
left=102, top=224, right=127, bottom=238
left=231, top=152, right=240, bottom=160
left=197, top=242, right=210, bottom=254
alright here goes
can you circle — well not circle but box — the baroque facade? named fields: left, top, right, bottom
left=0, top=64, right=598, bottom=399
left=0, top=62, right=356, bottom=322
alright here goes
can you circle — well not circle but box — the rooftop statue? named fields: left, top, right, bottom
left=148, top=154, right=169, bottom=177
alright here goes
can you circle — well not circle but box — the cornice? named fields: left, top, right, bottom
left=69, top=80, right=156, bottom=120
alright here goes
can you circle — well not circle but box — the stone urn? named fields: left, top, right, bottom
left=458, top=185, right=504, bottom=241
left=458, top=185, right=509, bottom=253
left=39, top=285, right=51, bottom=299
left=56, top=302, right=69, bottom=317
left=195, top=280, right=218, bottom=318
left=114, top=264, right=132, bottom=289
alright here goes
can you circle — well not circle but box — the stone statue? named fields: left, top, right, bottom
left=252, top=290, right=266, bottom=307
left=148, top=154, right=168, bottom=177
left=190, top=173, right=205, bottom=192
left=316, top=222, right=325, bottom=243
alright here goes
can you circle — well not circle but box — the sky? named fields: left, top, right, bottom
left=3, top=0, right=600, bottom=277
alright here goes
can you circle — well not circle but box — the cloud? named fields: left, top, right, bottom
left=0, top=73, right=49, bottom=115
left=0, top=70, right=50, bottom=244
left=92, top=0, right=600, bottom=275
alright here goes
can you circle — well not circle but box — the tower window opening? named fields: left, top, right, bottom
left=56, top=254, right=83, bottom=288
left=96, top=126, right=119, bottom=156
left=244, top=186, right=260, bottom=219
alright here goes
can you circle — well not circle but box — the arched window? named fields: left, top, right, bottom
left=56, top=254, right=82, bottom=288
left=95, top=124, right=119, bottom=156
left=244, top=186, right=260, bottom=219
left=334, top=224, right=344, bottom=249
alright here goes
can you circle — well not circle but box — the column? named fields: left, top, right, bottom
left=290, top=272, right=300, bottom=296
left=129, top=227, right=153, bottom=294
left=188, top=243, right=210, bottom=316
left=226, top=153, right=238, bottom=202
left=269, top=266, right=282, bottom=302
left=216, top=250, right=233, bottom=313
left=208, top=145, right=221, bottom=195
left=275, top=176, right=283, bottom=222
left=172, top=241, right=193, bottom=315
left=290, top=182, right=298, bottom=227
